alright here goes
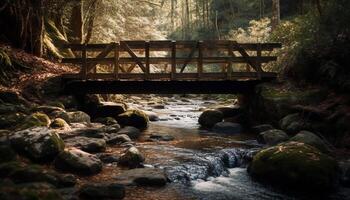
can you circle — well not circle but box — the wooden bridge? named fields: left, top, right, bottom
left=61, top=40, right=281, bottom=94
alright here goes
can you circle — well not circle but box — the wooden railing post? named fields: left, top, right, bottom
left=171, top=41, right=176, bottom=80
left=113, top=42, right=119, bottom=80
left=81, top=44, right=87, bottom=80
left=145, top=41, right=150, bottom=80
left=198, top=41, right=203, bottom=79
left=257, top=43, right=263, bottom=79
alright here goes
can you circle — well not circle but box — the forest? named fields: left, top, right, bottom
left=0, top=0, right=350, bottom=200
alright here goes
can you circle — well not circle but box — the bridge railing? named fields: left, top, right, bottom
left=61, top=40, right=281, bottom=80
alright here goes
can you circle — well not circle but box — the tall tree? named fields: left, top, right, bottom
left=272, top=0, right=280, bottom=31
left=69, top=0, right=84, bottom=44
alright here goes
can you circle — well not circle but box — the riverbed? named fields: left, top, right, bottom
left=82, top=96, right=350, bottom=200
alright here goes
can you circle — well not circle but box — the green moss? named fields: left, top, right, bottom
left=44, top=19, right=74, bottom=59
left=50, top=118, right=69, bottom=129
left=250, top=142, right=338, bottom=191
left=16, top=112, right=51, bottom=130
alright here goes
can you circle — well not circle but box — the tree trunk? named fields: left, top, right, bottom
left=84, top=0, right=98, bottom=44
left=272, top=0, right=280, bottom=31
left=69, top=0, right=84, bottom=44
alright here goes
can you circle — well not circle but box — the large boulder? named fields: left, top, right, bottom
left=67, top=111, right=91, bottom=123
left=257, top=129, right=289, bottom=146
left=64, top=136, right=106, bottom=153
left=198, top=110, right=224, bottom=129
left=215, top=106, right=241, bottom=118
left=249, top=142, right=339, bottom=191
left=107, top=134, right=132, bottom=145
left=143, top=111, right=160, bottom=122
left=79, top=183, right=125, bottom=199
left=9, top=127, right=64, bottom=162
left=117, top=126, right=141, bottom=140
left=93, top=102, right=127, bottom=119
left=117, top=110, right=149, bottom=129
left=115, top=168, right=167, bottom=186
left=54, top=148, right=102, bottom=175
left=15, top=112, right=51, bottom=130
left=118, top=147, right=145, bottom=168
left=290, top=131, right=330, bottom=153
left=212, top=122, right=242, bottom=134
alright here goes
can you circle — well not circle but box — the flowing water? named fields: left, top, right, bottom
left=105, top=97, right=350, bottom=200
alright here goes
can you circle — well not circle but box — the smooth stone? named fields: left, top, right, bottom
left=64, top=136, right=106, bottom=153
left=117, top=110, right=149, bottom=129
left=67, top=111, right=91, bottom=123
left=107, top=134, right=132, bottom=145
left=143, top=111, right=160, bottom=121
left=117, top=126, right=141, bottom=140
left=54, top=148, right=102, bottom=175
left=94, top=102, right=127, bottom=118
left=118, top=147, right=145, bottom=168
left=96, top=153, right=119, bottom=163
left=215, top=106, right=241, bottom=118
left=149, top=134, right=175, bottom=141
left=198, top=110, right=224, bottom=129
left=251, top=124, right=274, bottom=134
left=290, top=130, right=330, bottom=153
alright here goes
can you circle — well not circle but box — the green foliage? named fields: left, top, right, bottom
left=270, top=1, right=350, bottom=91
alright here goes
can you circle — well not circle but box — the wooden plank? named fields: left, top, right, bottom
left=230, top=41, right=259, bottom=73
left=62, top=72, right=277, bottom=80
left=256, top=43, right=263, bottom=79
left=180, top=41, right=198, bottom=73
left=121, top=42, right=146, bottom=72
left=113, top=43, right=119, bottom=79
left=62, top=56, right=277, bottom=65
left=198, top=41, right=203, bottom=78
left=81, top=44, right=87, bottom=79
left=86, top=43, right=114, bottom=73
left=145, top=41, right=150, bottom=79
left=171, top=41, right=176, bottom=80
left=64, top=41, right=282, bottom=51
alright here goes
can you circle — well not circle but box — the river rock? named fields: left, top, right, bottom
left=97, top=153, right=119, bottom=163
left=94, top=102, right=127, bottom=119
left=212, top=122, right=242, bottom=134
left=249, top=141, right=339, bottom=191
left=9, top=127, right=64, bottom=162
left=215, top=107, right=241, bottom=118
left=79, top=183, right=125, bottom=199
left=64, top=136, right=106, bottom=153
left=0, top=145, right=17, bottom=163
left=152, top=104, right=165, bottom=109
left=118, top=146, right=145, bottom=168
left=67, top=111, right=91, bottom=123
left=198, top=110, right=224, bottom=129
left=107, top=134, right=132, bottom=145
left=117, top=110, right=149, bottom=129
left=16, top=112, right=51, bottom=130
left=290, top=131, right=329, bottom=153
left=117, top=126, right=141, bottom=139
left=143, top=110, right=160, bottom=121
left=257, top=129, right=289, bottom=146
left=50, top=118, right=70, bottom=130
left=115, top=168, right=167, bottom=186
left=93, top=117, right=119, bottom=126
left=280, top=113, right=307, bottom=134
left=32, top=106, right=65, bottom=116
left=251, top=124, right=274, bottom=134
left=54, top=148, right=102, bottom=175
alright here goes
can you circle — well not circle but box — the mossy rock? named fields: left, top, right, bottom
left=290, top=131, right=330, bottom=153
left=9, top=127, right=65, bottom=162
left=67, top=111, right=91, bottom=124
left=50, top=118, right=70, bottom=129
left=118, top=147, right=145, bottom=168
left=117, top=110, right=149, bottom=130
left=249, top=141, right=339, bottom=191
left=47, top=101, right=65, bottom=109
left=32, top=105, right=65, bottom=115
left=16, top=112, right=51, bottom=130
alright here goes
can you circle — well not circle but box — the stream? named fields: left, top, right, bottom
left=85, top=96, right=350, bottom=200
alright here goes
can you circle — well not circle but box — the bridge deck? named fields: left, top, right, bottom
left=61, top=40, right=281, bottom=94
